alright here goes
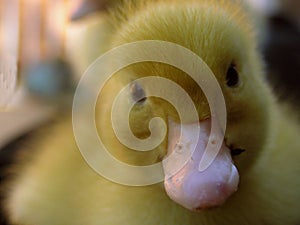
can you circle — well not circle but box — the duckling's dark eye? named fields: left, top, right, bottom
left=226, top=64, right=240, bottom=87
left=130, top=82, right=147, bottom=104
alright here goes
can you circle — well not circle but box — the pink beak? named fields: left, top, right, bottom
left=163, top=119, right=239, bottom=210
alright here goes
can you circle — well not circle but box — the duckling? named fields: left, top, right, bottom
left=2, top=0, right=300, bottom=225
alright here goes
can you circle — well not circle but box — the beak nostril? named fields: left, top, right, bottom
left=231, top=148, right=246, bottom=156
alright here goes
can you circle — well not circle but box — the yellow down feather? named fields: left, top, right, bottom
left=2, top=1, right=300, bottom=225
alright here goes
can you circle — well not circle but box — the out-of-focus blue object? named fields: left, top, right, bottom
left=25, top=58, right=74, bottom=100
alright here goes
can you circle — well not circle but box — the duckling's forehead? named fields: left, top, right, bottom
left=120, top=62, right=210, bottom=117
left=111, top=0, right=255, bottom=74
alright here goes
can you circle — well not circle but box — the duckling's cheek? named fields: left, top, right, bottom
left=163, top=119, right=239, bottom=211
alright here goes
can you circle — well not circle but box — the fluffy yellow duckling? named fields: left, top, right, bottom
left=2, top=1, right=300, bottom=225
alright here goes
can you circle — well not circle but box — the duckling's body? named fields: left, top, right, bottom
left=2, top=1, right=300, bottom=225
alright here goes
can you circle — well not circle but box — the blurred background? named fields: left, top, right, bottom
left=0, top=0, right=299, bottom=148
left=247, top=0, right=300, bottom=104
left=0, top=0, right=112, bottom=148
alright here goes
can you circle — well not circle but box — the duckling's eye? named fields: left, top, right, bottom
left=226, top=64, right=240, bottom=87
left=130, top=82, right=147, bottom=104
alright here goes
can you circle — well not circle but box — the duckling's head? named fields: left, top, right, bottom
left=95, top=0, right=273, bottom=211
